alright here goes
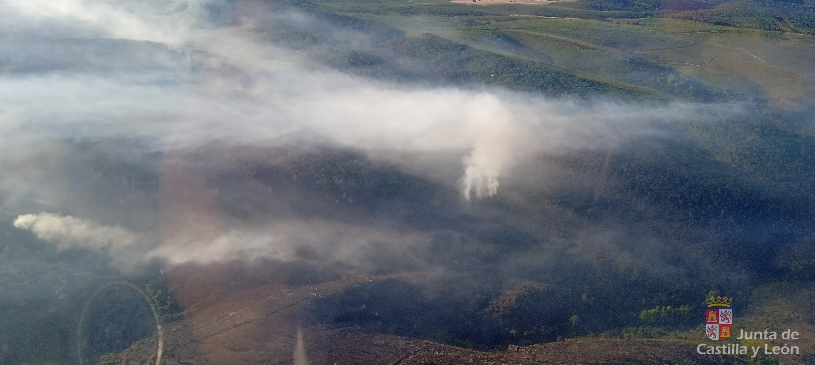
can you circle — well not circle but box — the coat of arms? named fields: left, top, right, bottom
left=705, top=296, right=732, bottom=340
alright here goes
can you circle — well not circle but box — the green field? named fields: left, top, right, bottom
left=279, top=0, right=815, bottom=108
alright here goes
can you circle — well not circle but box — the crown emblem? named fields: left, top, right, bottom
left=706, top=296, right=732, bottom=307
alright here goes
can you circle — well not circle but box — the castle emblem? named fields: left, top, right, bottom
left=705, top=296, right=732, bottom=340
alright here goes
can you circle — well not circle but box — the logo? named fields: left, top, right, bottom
left=705, top=296, right=732, bottom=340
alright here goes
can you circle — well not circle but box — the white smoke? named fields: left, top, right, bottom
left=0, top=0, right=745, bottom=270
left=1, top=0, right=207, bottom=44
left=148, top=219, right=431, bottom=266
left=0, top=0, right=723, bottom=202
left=13, top=212, right=139, bottom=252
left=460, top=93, right=515, bottom=199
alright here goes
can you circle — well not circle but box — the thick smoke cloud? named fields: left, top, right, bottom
left=0, top=0, right=744, bottom=271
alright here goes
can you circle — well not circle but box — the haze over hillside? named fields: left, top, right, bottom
left=1, top=0, right=814, bottom=364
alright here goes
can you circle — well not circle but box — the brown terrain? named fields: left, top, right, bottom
left=106, top=266, right=763, bottom=365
